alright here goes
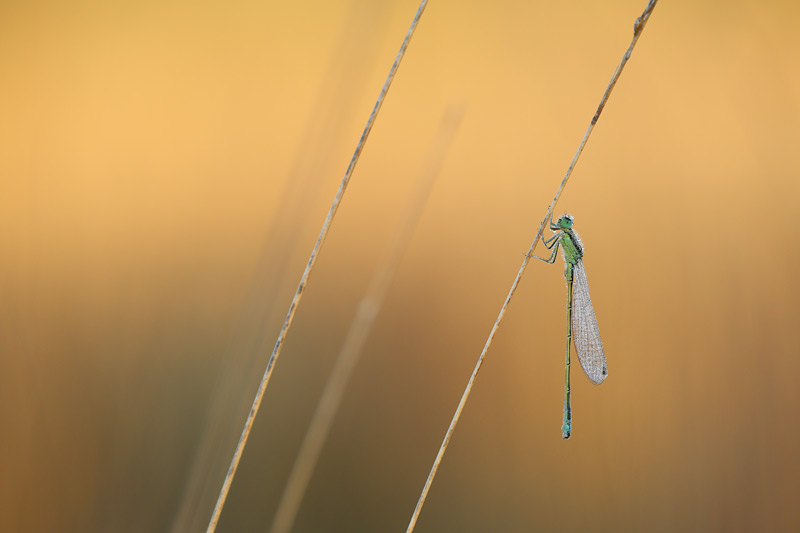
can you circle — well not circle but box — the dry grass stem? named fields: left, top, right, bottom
left=169, top=6, right=392, bottom=531
left=205, top=1, right=430, bottom=531
left=405, top=1, right=659, bottom=531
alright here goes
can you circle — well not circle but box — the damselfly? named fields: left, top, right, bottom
left=531, top=214, right=607, bottom=439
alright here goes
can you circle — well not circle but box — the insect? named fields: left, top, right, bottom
left=531, top=214, right=607, bottom=439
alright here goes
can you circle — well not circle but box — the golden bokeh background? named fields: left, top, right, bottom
left=3, top=0, right=800, bottom=531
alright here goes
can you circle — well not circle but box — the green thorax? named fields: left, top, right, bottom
left=552, top=215, right=584, bottom=267
left=559, top=228, right=583, bottom=266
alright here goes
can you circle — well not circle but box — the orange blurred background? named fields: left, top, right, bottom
left=3, top=0, right=800, bottom=531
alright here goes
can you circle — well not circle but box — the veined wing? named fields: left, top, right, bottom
left=571, top=259, right=607, bottom=384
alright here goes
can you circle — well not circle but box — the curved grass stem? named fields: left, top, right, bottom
left=204, top=2, right=430, bottom=531
left=405, top=2, right=659, bottom=531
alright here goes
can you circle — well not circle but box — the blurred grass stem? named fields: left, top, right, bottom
left=405, top=1, right=658, bottom=531
left=205, top=1, right=430, bottom=531
left=269, top=105, right=463, bottom=533
left=170, top=6, right=391, bottom=531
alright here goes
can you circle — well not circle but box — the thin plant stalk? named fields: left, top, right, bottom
left=205, top=2, right=430, bottom=531
left=269, top=106, right=464, bottom=533
left=170, top=5, right=392, bottom=530
left=405, top=1, right=659, bottom=531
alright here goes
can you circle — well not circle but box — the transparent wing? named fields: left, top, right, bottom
left=572, top=260, right=607, bottom=384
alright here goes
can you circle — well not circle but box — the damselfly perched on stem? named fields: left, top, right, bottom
left=531, top=214, right=607, bottom=439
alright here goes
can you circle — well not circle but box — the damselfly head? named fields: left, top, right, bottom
left=555, top=214, right=574, bottom=229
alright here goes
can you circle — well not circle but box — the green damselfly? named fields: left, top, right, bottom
left=532, top=214, right=607, bottom=439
